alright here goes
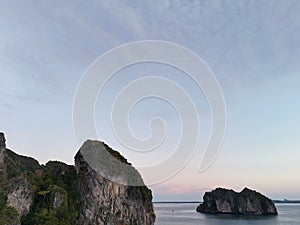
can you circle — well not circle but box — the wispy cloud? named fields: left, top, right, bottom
left=1, top=0, right=300, bottom=199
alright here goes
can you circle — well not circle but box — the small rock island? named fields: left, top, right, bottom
left=197, top=187, right=278, bottom=215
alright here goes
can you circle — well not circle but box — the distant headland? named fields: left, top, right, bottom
left=273, top=199, right=300, bottom=204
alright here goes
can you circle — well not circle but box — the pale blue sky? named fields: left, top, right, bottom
left=1, top=0, right=300, bottom=200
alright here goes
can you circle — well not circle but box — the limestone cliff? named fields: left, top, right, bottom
left=197, top=187, right=278, bottom=215
left=0, top=133, right=155, bottom=225
left=76, top=140, right=155, bottom=225
left=0, top=132, right=6, bottom=181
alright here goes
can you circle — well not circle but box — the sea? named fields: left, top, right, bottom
left=154, top=203, right=300, bottom=225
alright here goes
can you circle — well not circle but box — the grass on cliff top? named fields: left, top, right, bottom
left=102, top=142, right=131, bottom=165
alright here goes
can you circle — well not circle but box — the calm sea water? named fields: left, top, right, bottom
left=154, top=203, right=300, bottom=225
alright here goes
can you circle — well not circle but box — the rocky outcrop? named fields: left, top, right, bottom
left=76, top=140, right=155, bottom=225
left=0, top=149, right=5, bottom=182
left=0, top=132, right=6, bottom=149
left=0, top=133, right=155, bottom=224
left=197, top=187, right=278, bottom=215
left=0, top=132, right=6, bottom=181
left=53, top=191, right=65, bottom=208
left=6, top=177, right=34, bottom=216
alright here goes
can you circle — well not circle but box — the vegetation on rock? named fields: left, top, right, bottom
left=197, top=187, right=278, bottom=215
left=21, top=161, right=79, bottom=225
left=0, top=134, right=155, bottom=225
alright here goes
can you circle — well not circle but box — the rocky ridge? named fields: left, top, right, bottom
left=197, top=187, right=278, bottom=215
left=0, top=133, right=155, bottom=225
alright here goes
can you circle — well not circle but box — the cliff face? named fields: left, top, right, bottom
left=0, top=133, right=5, bottom=149
left=0, top=133, right=155, bottom=225
left=6, top=177, right=34, bottom=217
left=0, top=133, right=6, bottom=180
left=75, top=140, right=155, bottom=225
left=197, top=187, right=278, bottom=215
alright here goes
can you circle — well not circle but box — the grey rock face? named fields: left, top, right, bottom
left=6, top=177, right=34, bottom=217
left=0, top=132, right=6, bottom=180
left=75, top=140, right=155, bottom=225
left=0, top=132, right=6, bottom=149
left=0, top=148, right=4, bottom=181
left=53, top=191, right=65, bottom=208
left=197, top=187, right=278, bottom=215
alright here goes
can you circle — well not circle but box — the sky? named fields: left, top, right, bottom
left=1, top=0, right=300, bottom=201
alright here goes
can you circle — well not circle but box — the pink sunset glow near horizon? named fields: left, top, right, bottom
left=1, top=1, right=300, bottom=201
